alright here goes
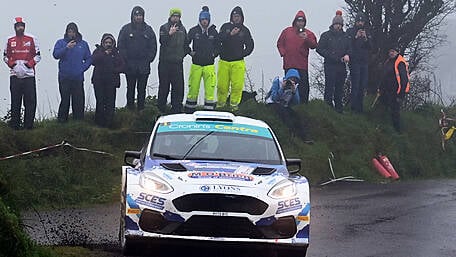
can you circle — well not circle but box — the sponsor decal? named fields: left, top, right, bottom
left=11, top=41, right=16, bottom=47
left=23, top=41, right=31, bottom=47
left=199, top=185, right=242, bottom=193
left=277, top=198, right=302, bottom=214
left=188, top=171, right=254, bottom=181
left=157, top=121, right=272, bottom=138
left=127, top=208, right=141, bottom=214
left=135, top=192, right=166, bottom=210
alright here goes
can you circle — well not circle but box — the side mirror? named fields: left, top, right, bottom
left=286, top=158, right=302, bottom=175
left=124, top=150, right=141, bottom=167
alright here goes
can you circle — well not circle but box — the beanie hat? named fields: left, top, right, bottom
left=332, top=10, right=344, bottom=26
left=14, top=17, right=25, bottom=27
left=169, top=8, right=182, bottom=17
left=199, top=6, right=210, bottom=23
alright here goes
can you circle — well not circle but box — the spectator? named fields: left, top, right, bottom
left=184, top=6, right=219, bottom=113
left=316, top=10, right=350, bottom=113
left=3, top=17, right=41, bottom=130
left=91, top=33, right=125, bottom=128
left=277, top=10, right=317, bottom=104
left=217, top=6, right=254, bottom=111
left=118, top=6, right=157, bottom=111
left=266, top=69, right=309, bottom=140
left=347, top=12, right=373, bottom=113
left=379, top=47, right=410, bottom=133
left=53, top=22, right=92, bottom=122
left=157, top=8, right=191, bottom=114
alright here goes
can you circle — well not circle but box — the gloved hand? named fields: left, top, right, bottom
left=13, top=63, right=28, bottom=78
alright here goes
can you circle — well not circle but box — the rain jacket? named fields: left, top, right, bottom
left=91, top=33, right=125, bottom=88
left=277, top=11, right=317, bottom=71
left=266, top=68, right=301, bottom=106
left=159, top=18, right=190, bottom=63
left=219, top=6, right=254, bottom=62
left=316, top=26, right=350, bottom=65
left=118, top=6, right=157, bottom=74
left=53, top=25, right=92, bottom=81
left=187, top=23, right=219, bottom=66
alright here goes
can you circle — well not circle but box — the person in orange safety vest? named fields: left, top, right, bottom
left=379, top=47, right=410, bottom=133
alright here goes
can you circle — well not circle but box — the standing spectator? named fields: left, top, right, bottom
left=316, top=11, right=350, bottom=113
left=217, top=6, right=254, bottom=111
left=347, top=12, right=373, bottom=113
left=3, top=17, right=41, bottom=130
left=118, top=6, right=157, bottom=111
left=184, top=6, right=219, bottom=113
left=157, top=8, right=190, bottom=114
left=53, top=22, right=92, bottom=122
left=91, top=33, right=125, bottom=128
left=277, top=10, right=317, bottom=104
left=379, top=47, right=410, bottom=133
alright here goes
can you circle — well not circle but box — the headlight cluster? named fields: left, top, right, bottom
left=268, top=179, right=297, bottom=199
left=139, top=173, right=174, bottom=194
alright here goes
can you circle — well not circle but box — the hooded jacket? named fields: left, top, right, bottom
left=346, top=23, right=372, bottom=64
left=118, top=6, right=157, bottom=74
left=266, top=68, right=301, bottom=106
left=187, top=23, right=219, bottom=66
left=277, top=10, right=317, bottom=71
left=91, top=33, right=125, bottom=88
left=52, top=22, right=92, bottom=81
left=159, top=15, right=191, bottom=63
left=316, top=25, right=350, bottom=65
left=219, top=6, right=254, bottom=62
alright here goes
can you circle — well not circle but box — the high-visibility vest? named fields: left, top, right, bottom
left=394, top=55, right=410, bottom=94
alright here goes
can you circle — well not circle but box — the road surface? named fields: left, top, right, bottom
left=22, top=179, right=456, bottom=257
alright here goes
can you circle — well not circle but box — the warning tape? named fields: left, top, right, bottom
left=0, top=140, right=113, bottom=161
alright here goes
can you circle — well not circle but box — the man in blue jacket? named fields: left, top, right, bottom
left=265, top=69, right=310, bottom=140
left=53, top=22, right=92, bottom=122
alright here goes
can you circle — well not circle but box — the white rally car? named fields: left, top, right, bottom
left=120, top=111, right=310, bottom=257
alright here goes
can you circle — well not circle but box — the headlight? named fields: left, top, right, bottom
left=268, top=179, right=297, bottom=199
left=139, top=173, right=174, bottom=194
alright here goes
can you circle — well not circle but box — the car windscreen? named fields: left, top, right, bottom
left=150, top=121, right=282, bottom=165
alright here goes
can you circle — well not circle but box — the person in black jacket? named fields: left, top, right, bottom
left=118, top=6, right=157, bottom=111
left=217, top=6, right=254, bottom=111
left=316, top=10, right=350, bottom=113
left=379, top=47, right=410, bottom=133
left=347, top=12, right=373, bottom=113
left=157, top=8, right=191, bottom=114
left=91, top=33, right=125, bottom=128
left=184, top=6, right=219, bottom=113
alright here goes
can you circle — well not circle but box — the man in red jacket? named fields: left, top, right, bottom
left=3, top=17, right=41, bottom=130
left=277, top=10, right=317, bottom=104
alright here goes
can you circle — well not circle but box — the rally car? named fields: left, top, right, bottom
left=120, top=111, right=310, bottom=257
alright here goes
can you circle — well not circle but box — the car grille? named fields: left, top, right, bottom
left=172, top=193, right=268, bottom=215
left=173, top=215, right=264, bottom=238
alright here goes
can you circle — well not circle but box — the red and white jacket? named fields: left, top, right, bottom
left=3, top=33, right=41, bottom=78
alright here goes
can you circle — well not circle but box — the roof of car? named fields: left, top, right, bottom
left=156, top=111, right=270, bottom=128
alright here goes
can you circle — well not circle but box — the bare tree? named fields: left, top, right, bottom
left=344, top=0, right=456, bottom=94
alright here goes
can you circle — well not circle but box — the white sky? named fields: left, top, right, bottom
left=0, top=0, right=454, bottom=118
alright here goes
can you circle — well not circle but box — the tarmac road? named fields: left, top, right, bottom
left=22, top=179, right=456, bottom=257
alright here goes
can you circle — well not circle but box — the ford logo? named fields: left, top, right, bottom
left=200, top=185, right=210, bottom=192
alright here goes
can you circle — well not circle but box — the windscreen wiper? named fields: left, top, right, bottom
left=152, top=153, right=178, bottom=160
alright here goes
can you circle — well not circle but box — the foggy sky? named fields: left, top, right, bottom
left=0, top=0, right=454, bottom=117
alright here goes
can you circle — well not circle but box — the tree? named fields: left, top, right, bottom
left=344, top=0, right=456, bottom=94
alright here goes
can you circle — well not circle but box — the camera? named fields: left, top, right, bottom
left=284, top=79, right=293, bottom=90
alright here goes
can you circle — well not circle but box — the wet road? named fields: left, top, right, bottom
left=22, top=179, right=456, bottom=257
